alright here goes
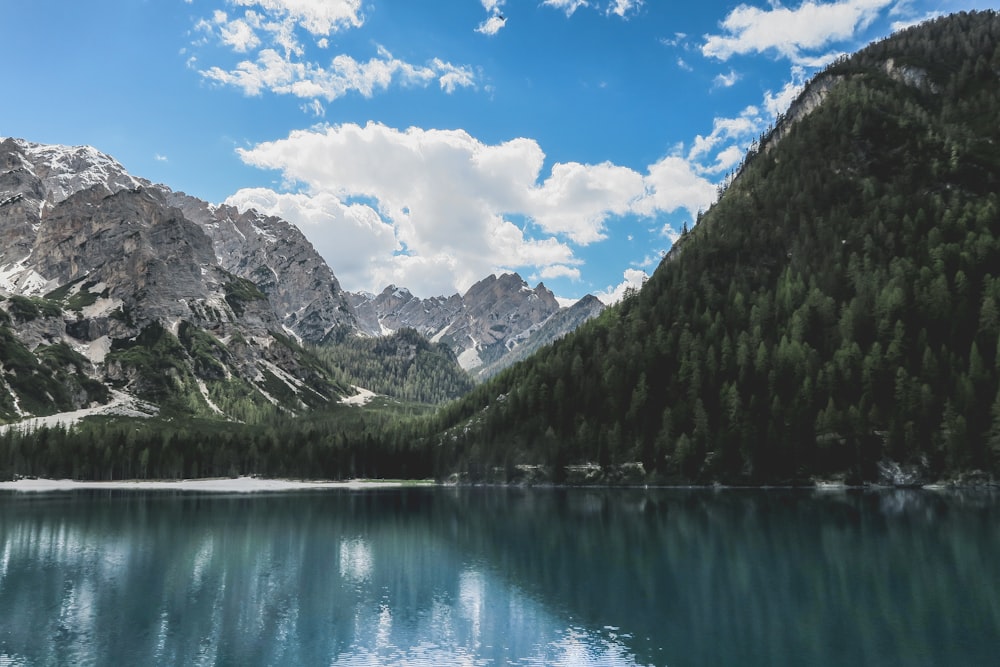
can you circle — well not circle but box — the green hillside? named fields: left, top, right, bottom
left=425, top=11, right=1000, bottom=484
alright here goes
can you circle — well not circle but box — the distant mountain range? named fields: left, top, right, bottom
left=0, top=137, right=602, bottom=422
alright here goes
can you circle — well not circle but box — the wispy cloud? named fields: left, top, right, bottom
left=702, top=0, right=894, bottom=64
left=542, top=0, right=590, bottom=16
left=194, top=1, right=475, bottom=104
left=713, top=69, right=740, bottom=88
left=542, top=0, right=643, bottom=19
left=199, top=45, right=475, bottom=101
left=606, top=0, right=643, bottom=18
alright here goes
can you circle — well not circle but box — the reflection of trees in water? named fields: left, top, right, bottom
left=435, top=488, right=1000, bottom=667
left=0, top=490, right=648, bottom=665
left=0, top=489, right=997, bottom=666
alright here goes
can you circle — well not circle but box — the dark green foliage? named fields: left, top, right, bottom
left=44, top=278, right=106, bottom=311
left=5, top=295, right=62, bottom=322
left=223, top=275, right=267, bottom=316
left=0, top=330, right=106, bottom=420
left=178, top=321, right=230, bottom=379
left=420, top=11, right=1000, bottom=483
left=317, top=328, right=475, bottom=404
left=0, top=399, right=435, bottom=481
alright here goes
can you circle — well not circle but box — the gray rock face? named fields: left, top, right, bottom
left=475, top=293, right=605, bottom=380
left=349, top=273, right=599, bottom=372
left=166, top=191, right=357, bottom=343
left=0, top=136, right=604, bottom=419
left=0, top=138, right=349, bottom=420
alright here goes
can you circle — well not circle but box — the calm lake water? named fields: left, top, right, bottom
left=0, top=487, right=997, bottom=666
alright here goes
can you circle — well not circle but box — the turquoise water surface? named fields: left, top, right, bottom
left=0, top=487, right=997, bottom=665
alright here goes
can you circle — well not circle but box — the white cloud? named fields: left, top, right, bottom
left=200, top=47, right=474, bottom=100
left=764, top=67, right=808, bottom=117
left=476, top=15, right=507, bottom=36
left=528, top=161, right=646, bottom=243
left=154, top=154, right=169, bottom=162
left=702, top=0, right=894, bottom=63
left=636, top=156, right=717, bottom=221
left=542, top=0, right=643, bottom=18
left=218, top=16, right=261, bottom=52
left=606, top=0, right=642, bottom=18
left=195, top=2, right=473, bottom=106
left=595, top=269, right=648, bottom=305
left=542, top=0, right=590, bottom=16
left=687, top=105, right=762, bottom=162
left=233, top=124, right=576, bottom=295
left=713, top=69, right=740, bottom=88
left=231, top=122, right=716, bottom=297
left=707, top=145, right=745, bottom=174
left=230, top=0, right=364, bottom=36
left=539, top=264, right=582, bottom=281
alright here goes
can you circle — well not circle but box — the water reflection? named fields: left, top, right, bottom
left=0, top=488, right=997, bottom=666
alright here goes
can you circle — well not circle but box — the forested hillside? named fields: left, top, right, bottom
left=317, top=328, right=475, bottom=404
left=425, top=11, right=1000, bottom=484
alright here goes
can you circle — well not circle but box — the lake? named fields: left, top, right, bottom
left=0, top=487, right=997, bottom=666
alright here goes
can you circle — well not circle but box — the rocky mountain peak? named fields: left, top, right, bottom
left=348, top=272, right=589, bottom=372
left=0, top=137, right=146, bottom=204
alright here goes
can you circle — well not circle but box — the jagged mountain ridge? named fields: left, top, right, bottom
left=0, top=137, right=352, bottom=421
left=0, top=136, right=604, bottom=421
left=348, top=273, right=604, bottom=375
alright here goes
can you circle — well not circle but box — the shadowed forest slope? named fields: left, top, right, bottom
left=425, top=11, right=1000, bottom=484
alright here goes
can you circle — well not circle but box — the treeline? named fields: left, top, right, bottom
left=0, top=407, right=433, bottom=482
left=419, top=11, right=1000, bottom=484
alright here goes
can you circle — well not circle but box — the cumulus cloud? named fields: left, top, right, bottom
left=475, top=0, right=508, bottom=35
left=595, top=269, right=648, bottom=305
left=476, top=15, right=507, bottom=36
left=702, top=0, right=894, bottom=63
left=230, top=122, right=715, bottom=296
left=636, top=156, right=717, bottom=220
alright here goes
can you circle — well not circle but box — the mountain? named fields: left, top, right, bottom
left=0, top=137, right=354, bottom=422
left=474, top=293, right=606, bottom=380
left=0, top=137, right=601, bottom=425
left=348, top=273, right=603, bottom=377
left=423, top=10, right=1000, bottom=485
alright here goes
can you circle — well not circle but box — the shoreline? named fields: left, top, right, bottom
left=0, top=476, right=427, bottom=493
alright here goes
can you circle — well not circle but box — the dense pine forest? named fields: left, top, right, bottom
left=2, top=11, right=999, bottom=484
left=425, top=10, right=1000, bottom=484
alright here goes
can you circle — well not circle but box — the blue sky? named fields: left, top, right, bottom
left=2, top=0, right=993, bottom=302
